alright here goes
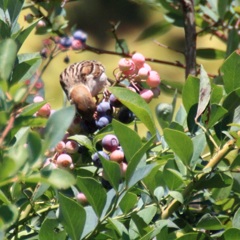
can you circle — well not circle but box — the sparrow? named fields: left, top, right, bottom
left=60, top=60, right=109, bottom=119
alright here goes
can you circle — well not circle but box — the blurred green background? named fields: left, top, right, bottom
left=19, top=0, right=225, bottom=116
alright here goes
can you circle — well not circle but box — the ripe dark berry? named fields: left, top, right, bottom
left=109, top=94, right=122, bottom=107
left=95, top=116, right=111, bottom=129
left=64, top=55, right=70, bottom=64
left=91, top=151, right=109, bottom=167
left=102, top=134, right=119, bottom=152
left=117, top=107, right=135, bottom=124
left=59, top=36, right=72, bottom=48
left=73, top=30, right=88, bottom=42
left=97, top=101, right=112, bottom=115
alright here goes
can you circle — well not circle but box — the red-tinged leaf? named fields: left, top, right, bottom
left=195, top=65, right=211, bottom=122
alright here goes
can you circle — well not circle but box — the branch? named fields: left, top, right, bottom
left=161, top=139, right=235, bottom=219
left=180, top=0, right=197, bottom=77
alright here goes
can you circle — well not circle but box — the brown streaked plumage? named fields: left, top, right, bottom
left=60, top=60, right=109, bottom=119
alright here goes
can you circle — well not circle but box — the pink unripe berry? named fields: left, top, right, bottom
left=132, top=52, right=145, bottom=68
left=76, top=192, right=88, bottom=205
left=71, top=39, right=82, bottom=50
left=138, top=67, right=149, bottom=80
left=118, top=59, right=136, bottom=75
left=65, top=140, right=78, bottom=153
left=143, top=63, right=152, bottom=72
left=120, top=162, right=128, bottom=177
left=56, top=141, right=66, bottom=153
left=37, top=103, right=51, bottom=117
left=110, top=150, right=125, bottom=163
left=140, top=89, right=154, bottom=103
left=146, top=71, right=161, bottom=87
left=102, top=134, right=119, bottom=152
left=56, top=153, right=72, bottom=168
left=36, top=20, right=46, bottom=28
left=33, top=96, right=44, bottom=103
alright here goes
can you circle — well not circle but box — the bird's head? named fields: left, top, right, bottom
left=69, top=84, right=96, bottom=120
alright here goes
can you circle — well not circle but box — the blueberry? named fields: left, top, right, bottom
left=60, top=36, right=72, bottom=48
left=102, top=134, right=119, bottom=152
left=97, top=101, right=112, bottom=115
left=109, top=94, right=122, bottom=107
left=73, top=30, right=88, bottom=42
left=95, top=116, right=111, bottom=129
left=117, top=107, right=135, bottom=123
left=91, top=151, right=109, bottom=167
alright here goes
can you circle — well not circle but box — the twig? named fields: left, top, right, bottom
left=180, top=0, right=197, bottom=77
left=161, top=139, right=235, bottom=219
left=153, top=40, right=184, bottom=55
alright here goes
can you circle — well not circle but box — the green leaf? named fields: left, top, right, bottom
left=0, top=39, right=17, bottom=81
left=232, top=207, right=240, bottom=228
left=126, top=135, right=156, bottom=186
left=14, top=20, right=40, bottom=50
left=0, top=204, right=18, bottom=230
left=112, top=119, right=142, bottom=162
left=109, top=87, right=156, bottom=135
left=162, top=169, right=184, bottom=190
left=107, top=218, right=128, bottom=237
left=164, top=128, right=193, bottom=166
left=27, top=168, right=76, bottom=189
left=68, top=135, right=93, bottom=152
left=222, top=228, right=240, bottom=240
left=136, top=21, right=171, bottom=41
left=77, top=176, right=107, bottom=218
left=169, top=191, right=183, bottom=204
left=19, top=101, right=47, bottom=117
left=176, top=232, right=208, bottom=240
left=217, top=0, right=229, bottom=19
left=226, top=29, right=240, bottom=58
left=100, top=156, right=121, bottom=191
left=0, top=190, right=10, bottom=204
left=195, top=65, right=211, bottom=121
left=39, top=218, right=66, bottom=240
left=196, top=213, right=223, bottom=230
left=115, top=39, right=129, bottom=54
left=164, top=12, right=184, bottom=27
left=58, top=193, right=86, bottom=240
left=206, top=104, right=228, bottom=128
left=43, top=106, right=75, bottom=151
left=11, top=53, right=42, bottom=85
left=119, top=192, right=138, bottom=214
left=182, top=76, right=199, bottom=113
left=221, top=51, right=240, bottom=94
left=196, top=48, right=225, bottom=59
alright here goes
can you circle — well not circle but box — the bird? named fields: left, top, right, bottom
left=60, top=60, right=109, bottom=119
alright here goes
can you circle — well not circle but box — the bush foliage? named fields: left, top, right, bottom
left=1, top=0, right=240, bottom=239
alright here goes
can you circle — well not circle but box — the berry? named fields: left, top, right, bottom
left=151, top=87, right=161, bottom=98
left=64, top=55, right=70, bottom=64
left=155, top=103, right=173, bottom=121
left=65, top=140, right=78, bottom=153
left=120, top=162, right=128, bottom=177
left=36, top=20, right=46, bottom=28
left=109, top=94, right=122, bottom=107
left=118, top=58, right=136, bottom=75
left=97, top=101, right=112, bottom=115
left=24, top=13, right=34, bottom=23
left=143, top=63, right=152, bottom=71
left=55, top=141, right=66, bottom=153
left=71, top=39, right=82, bottom=50
left=56, top=153, right=73, bottom=168
left=109, top=149, right=125, bottom=163
left=33, top=96, right=44, bottom=102
left=138, top=67, right=149, bottom=80
left=91, top=151, right=109, bottom=167
left=117, top=107, right=135, bottom=124
left=146, top=71, right=161, bottom=87
left=132, top=52, right=145, bottom=68
left=76, top=192, right=88, bottom=205
left=37, top=103, right=51, bottom=117
left=95, top=116, right=111, bottom=129
left=140, top=89, right=154, bottom=103
left=102, top=134, right=119, bottom=152
left=73, top=30, right=88, bottom=42
left=59, top=36, right=72, bottom=48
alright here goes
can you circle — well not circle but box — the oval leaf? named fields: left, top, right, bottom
left=164, top=128, right=193, bottom=166
left=109, top=87, right=155, bottom=135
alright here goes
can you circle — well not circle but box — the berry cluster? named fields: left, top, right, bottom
left=92, top=134, right=127, bottom=188
left=117, top=52, right=161, bottom=104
